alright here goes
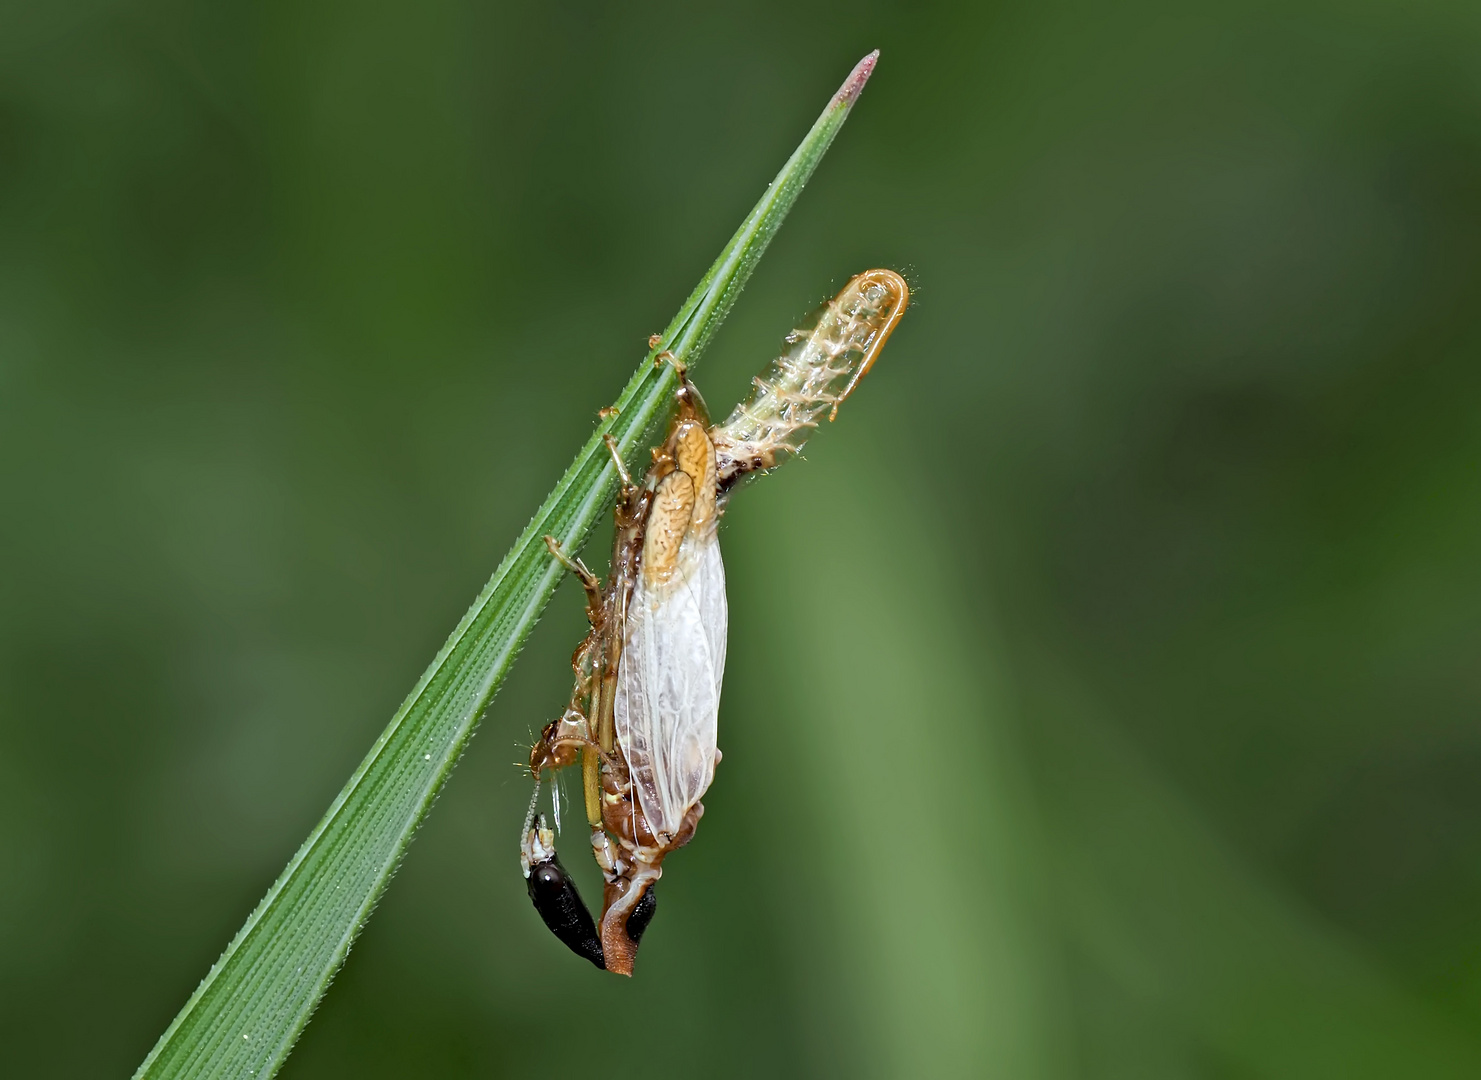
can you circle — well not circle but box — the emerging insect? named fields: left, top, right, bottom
left=520, top=269, right=909, bottom=974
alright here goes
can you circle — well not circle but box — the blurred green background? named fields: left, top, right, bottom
left=3, top=1, right=1481, bottom=1077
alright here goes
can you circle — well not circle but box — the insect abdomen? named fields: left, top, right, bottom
left=526, top=852, right=605, bottom=969
left=711, top=268, right=909, bottom=481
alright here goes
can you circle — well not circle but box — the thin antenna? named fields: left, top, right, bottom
left=520, top=779, right=541, bottom=840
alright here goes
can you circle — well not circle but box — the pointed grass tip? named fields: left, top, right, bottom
left=836, top=50, right=880, bottom=107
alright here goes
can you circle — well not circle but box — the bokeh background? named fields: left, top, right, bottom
left=4, top=1, right=1481, bottom=1076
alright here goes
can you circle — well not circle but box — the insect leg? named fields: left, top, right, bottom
left=652, top=348, right=685, bottom=375
left=602, top=433, right=635, bottom=489
left=543, top=535, right=602, bottom=611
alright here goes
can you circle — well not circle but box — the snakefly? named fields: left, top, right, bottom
left=520, top=269, right=909, bottom=975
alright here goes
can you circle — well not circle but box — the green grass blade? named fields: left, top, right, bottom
left=132, top=50, right=880, bottom=1080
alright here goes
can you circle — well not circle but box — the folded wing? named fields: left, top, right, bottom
left=615, top=532, right=726, bottom=841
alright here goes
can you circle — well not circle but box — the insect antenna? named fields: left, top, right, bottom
left=520, top=779, right=541, bottom=843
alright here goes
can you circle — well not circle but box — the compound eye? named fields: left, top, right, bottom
left=526, top=853, right=605, bottom=970
left=625, top=885, right=657, bottom=945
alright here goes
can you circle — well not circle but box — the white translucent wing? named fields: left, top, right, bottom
left=693, top=533, right=727, bottom=698
left=615, top=530, right=726, bottom=840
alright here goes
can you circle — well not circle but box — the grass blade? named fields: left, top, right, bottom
left=133, top=50, right=880, bottom=1080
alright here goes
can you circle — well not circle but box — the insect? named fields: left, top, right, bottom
left=520, top=269, right=909, bottom=974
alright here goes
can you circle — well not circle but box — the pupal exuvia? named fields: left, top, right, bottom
left=522, top=269, right=909, bottom=974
